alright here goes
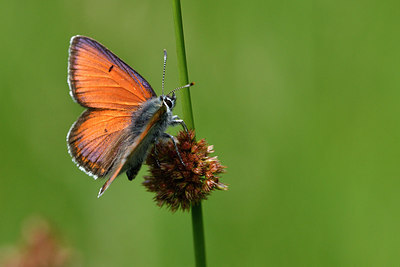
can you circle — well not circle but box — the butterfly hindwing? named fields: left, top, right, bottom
left=67, top=109, right=135, bottom=179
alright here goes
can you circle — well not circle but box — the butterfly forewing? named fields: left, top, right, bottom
left=68, top=36, right=156, bottom=110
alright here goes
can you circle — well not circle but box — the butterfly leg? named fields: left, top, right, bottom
left=171, top=115, right=188, bottom=134
left=162, top=133, right=185, bottom=166
left=153, top=141, right=161, bottom=167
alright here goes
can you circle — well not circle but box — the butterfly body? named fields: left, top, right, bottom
left=66, top=35, right=183, bottom=197
left=120, top=96, right=174, bottom=179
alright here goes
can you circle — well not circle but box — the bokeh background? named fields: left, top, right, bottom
left=1, top=0, right=399, bottom=266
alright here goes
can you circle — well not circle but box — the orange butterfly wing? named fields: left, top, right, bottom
left=67, top=109, right=135, bottom=178
left=67, top=36, right=156, bottom=180
left=68, top=35, right=156, bottom=110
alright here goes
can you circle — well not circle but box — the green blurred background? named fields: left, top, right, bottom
left=1, top=0, right=399, bottom=266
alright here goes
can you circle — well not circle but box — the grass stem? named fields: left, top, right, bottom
left=172, top=1, right=206, bottom=266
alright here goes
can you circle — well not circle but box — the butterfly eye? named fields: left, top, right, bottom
left=165, top=99, right=173, bottom=109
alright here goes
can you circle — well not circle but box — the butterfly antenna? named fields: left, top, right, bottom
left=167, top=82, right=195, bottom=96
left=162, top=49, right=167, bottom=96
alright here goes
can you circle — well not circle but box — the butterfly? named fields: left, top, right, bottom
left=66, top=36, right=192, bottom=198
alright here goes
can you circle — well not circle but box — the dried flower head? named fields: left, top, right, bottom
left=143, top=130, right=227, bottom=212
left=0, top=217, right=75, bottom=267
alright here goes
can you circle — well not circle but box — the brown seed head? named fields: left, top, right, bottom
left=143, top=130, right=227, bottom=212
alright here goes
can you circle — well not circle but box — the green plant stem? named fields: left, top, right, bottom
left=191, top=202, right=206, bottom=267
left=172, top=0, right=195, bottom=130
left=172, top=1, right=206, bottom=267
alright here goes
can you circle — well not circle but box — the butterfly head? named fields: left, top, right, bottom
left=160, top=50, right=194, bottom=111
left=161, top=94, right=176, bottom=111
